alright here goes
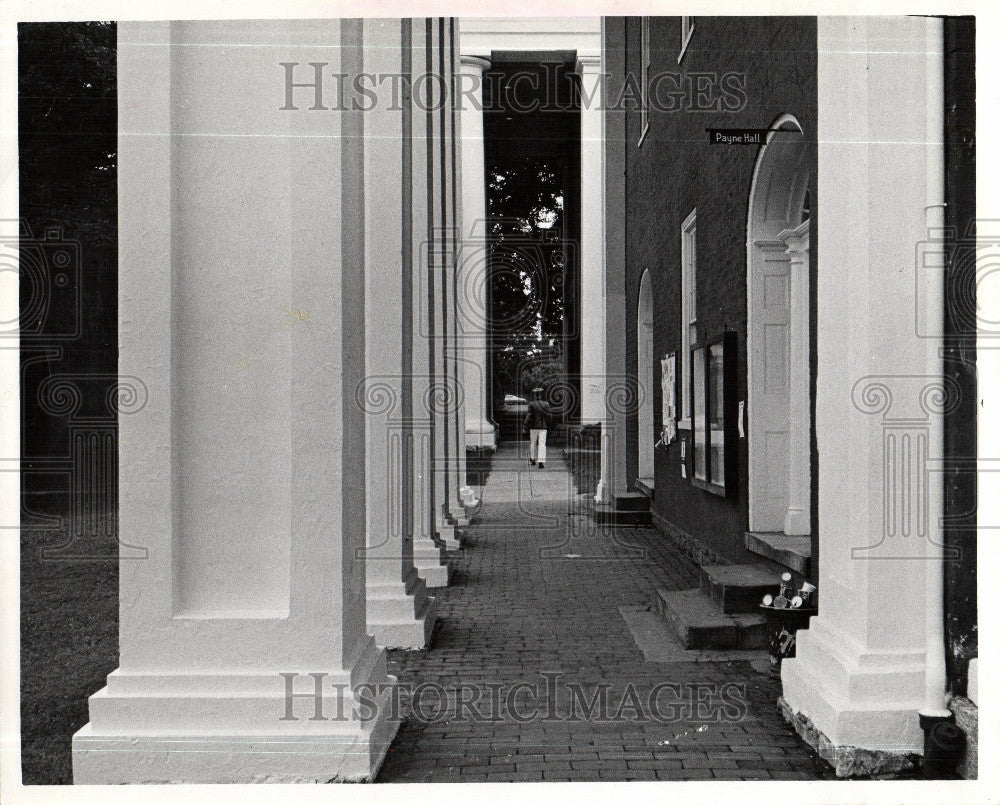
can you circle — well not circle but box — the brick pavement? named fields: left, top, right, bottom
left=376, top=445, right=834, bottom=783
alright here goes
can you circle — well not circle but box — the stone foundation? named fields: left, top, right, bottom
left=650, top=511, right=725, bottom=567
left=949, top=695, right=978, bottom=779
left=778, top=696, right=918, bottom=778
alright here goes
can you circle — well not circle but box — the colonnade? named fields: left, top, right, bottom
left=72, top=17, right=474, bottom=784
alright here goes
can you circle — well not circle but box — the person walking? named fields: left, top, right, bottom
left=525, top=386, right=553, bottom=468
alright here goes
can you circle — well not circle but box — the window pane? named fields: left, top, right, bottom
left=693, top=346, right=706, bottom=481
left=680, top=212, right=696, bottom=422
left=709, top=342, right=724, bottom=486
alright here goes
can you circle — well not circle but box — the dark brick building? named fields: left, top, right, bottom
left=608, top=16, right=817, bottom=567
left=604, top=15, right=977, bottom=776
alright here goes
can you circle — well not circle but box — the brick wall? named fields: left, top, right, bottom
left=613, top=16, right=818, bottom=563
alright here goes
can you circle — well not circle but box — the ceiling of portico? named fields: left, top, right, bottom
left=458, top=17, right=602, bottom=61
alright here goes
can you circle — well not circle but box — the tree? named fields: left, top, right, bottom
left=19, top=22, right=117, bottom=471
left=486, top=153, right=570, bottom=410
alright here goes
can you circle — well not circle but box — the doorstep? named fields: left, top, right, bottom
left=745, top=531, right=811, bottom=576
left=654, top=588, right=767, bottom=650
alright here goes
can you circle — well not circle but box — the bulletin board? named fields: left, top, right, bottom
left=659, top=352, right=676, bottom=447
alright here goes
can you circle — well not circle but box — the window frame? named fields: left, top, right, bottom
left=688, top=331, right=737, bottom=497
left=679, top=208, right=697, bottom=429
left=678, top=16, right=695, bottom=64
left=638, top=16, right=650, bottom=147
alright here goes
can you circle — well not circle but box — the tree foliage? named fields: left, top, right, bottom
left=486, top=153, right=570, bottom=405
left=19, top=22, right=117, bottom=246
left=19, top=22, right=117, bottom=458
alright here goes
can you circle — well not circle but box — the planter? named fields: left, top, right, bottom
left=759, top=605, right=817, bottom=676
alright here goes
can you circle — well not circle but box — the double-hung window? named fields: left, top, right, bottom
left=680, top=208, right=697, bottom=427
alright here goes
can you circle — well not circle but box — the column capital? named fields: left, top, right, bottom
left=575, top=54, right=602, bottom=75
left=460, top=54, right=491, bottom=73
left=778, top=219, right=810, bottom=258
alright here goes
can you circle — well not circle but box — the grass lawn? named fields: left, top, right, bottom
left=20, top=501, right=119, bottom=785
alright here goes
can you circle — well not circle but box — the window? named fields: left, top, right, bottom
left=639, top=16, right=650, bottom=146
left=680, top=208, right=697, bottom=424
left=708, top=341, right=725, bottom=486
left=692, top=346, right=707, bottom=480
left=689, top=332, right=736, bottom=496
left=678, top=16, right=695, bottom=64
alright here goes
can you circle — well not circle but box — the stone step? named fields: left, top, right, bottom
left=654, top=588, right=768, bottom=650
left=744, top=531, right=812, bottom=576
left=635, top=477, right=655, bottom=499
left=614, top=492, right=650, bottom=512
left=698, top=563, right=782, bottom=614
left=587, top=502, right=653, bottom=527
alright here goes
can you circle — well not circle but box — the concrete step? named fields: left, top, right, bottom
left=654, top=588, right=768, bottom=650
left=744, top=531, right=811, bottom=575
left=614, top=492, right=650, bottom=512
left=587, top=502, right=653, bottom=527
left=698, top=563, right=782, bottom=614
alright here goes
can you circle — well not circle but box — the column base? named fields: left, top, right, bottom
left=436, top=522, right=462, bottom=552
left=370, top=609, right=436, bottom=650
left=368, top=572, right=437, bottom=649
left=72, top=639, right=399, bottom=784
left=778, top=697, right=917, bottom=778
left=448, top=506, right=473, bottom=527
left=413, top=536, right=449, bottom=588
left=780, top=617, right=925, bottom=776
left=73, top=723, right=397, bottom=784
left=464, top=419, right=496, bottom=451
left=594, top=479, right=609, bottom=504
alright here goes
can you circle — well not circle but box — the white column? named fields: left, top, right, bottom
left=428, top=18, right=460, bottom=551
left=780, top=16, right=947, bottom=774
left=452, top=50, right=480, bottom=511
left=458, top=54, right=496, bottom=453
left=781, top=221, right=811, bottom=536
left=363, top=18, right=436, bottom=649
left=445, top=20, right=474, bottom=526
left=410, top=20, right=451, bottom=588
left=73, top=20, right=397, bottom=783
left=577, top=54, right=610, bottom=502
left=602, top=16, right=630, bottom=503
left=918, top=14, right=949, bottom=728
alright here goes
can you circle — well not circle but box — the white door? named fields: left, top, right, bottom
left=749, top=245, right=791, bottom=531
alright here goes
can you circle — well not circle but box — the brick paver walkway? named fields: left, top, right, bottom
left=376, top=444, right=834, bottom=783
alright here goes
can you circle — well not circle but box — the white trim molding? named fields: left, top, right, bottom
left=678, top=16, right=695, bottom=64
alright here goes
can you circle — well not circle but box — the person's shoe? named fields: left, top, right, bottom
left=529, top=459, right=535, bottom=465
left=538, top=462, right=544, bottom=468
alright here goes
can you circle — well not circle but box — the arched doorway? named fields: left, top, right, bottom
left=636, top=269, right=654, bottom=484
left=746, top=115, right=811, bottom=535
